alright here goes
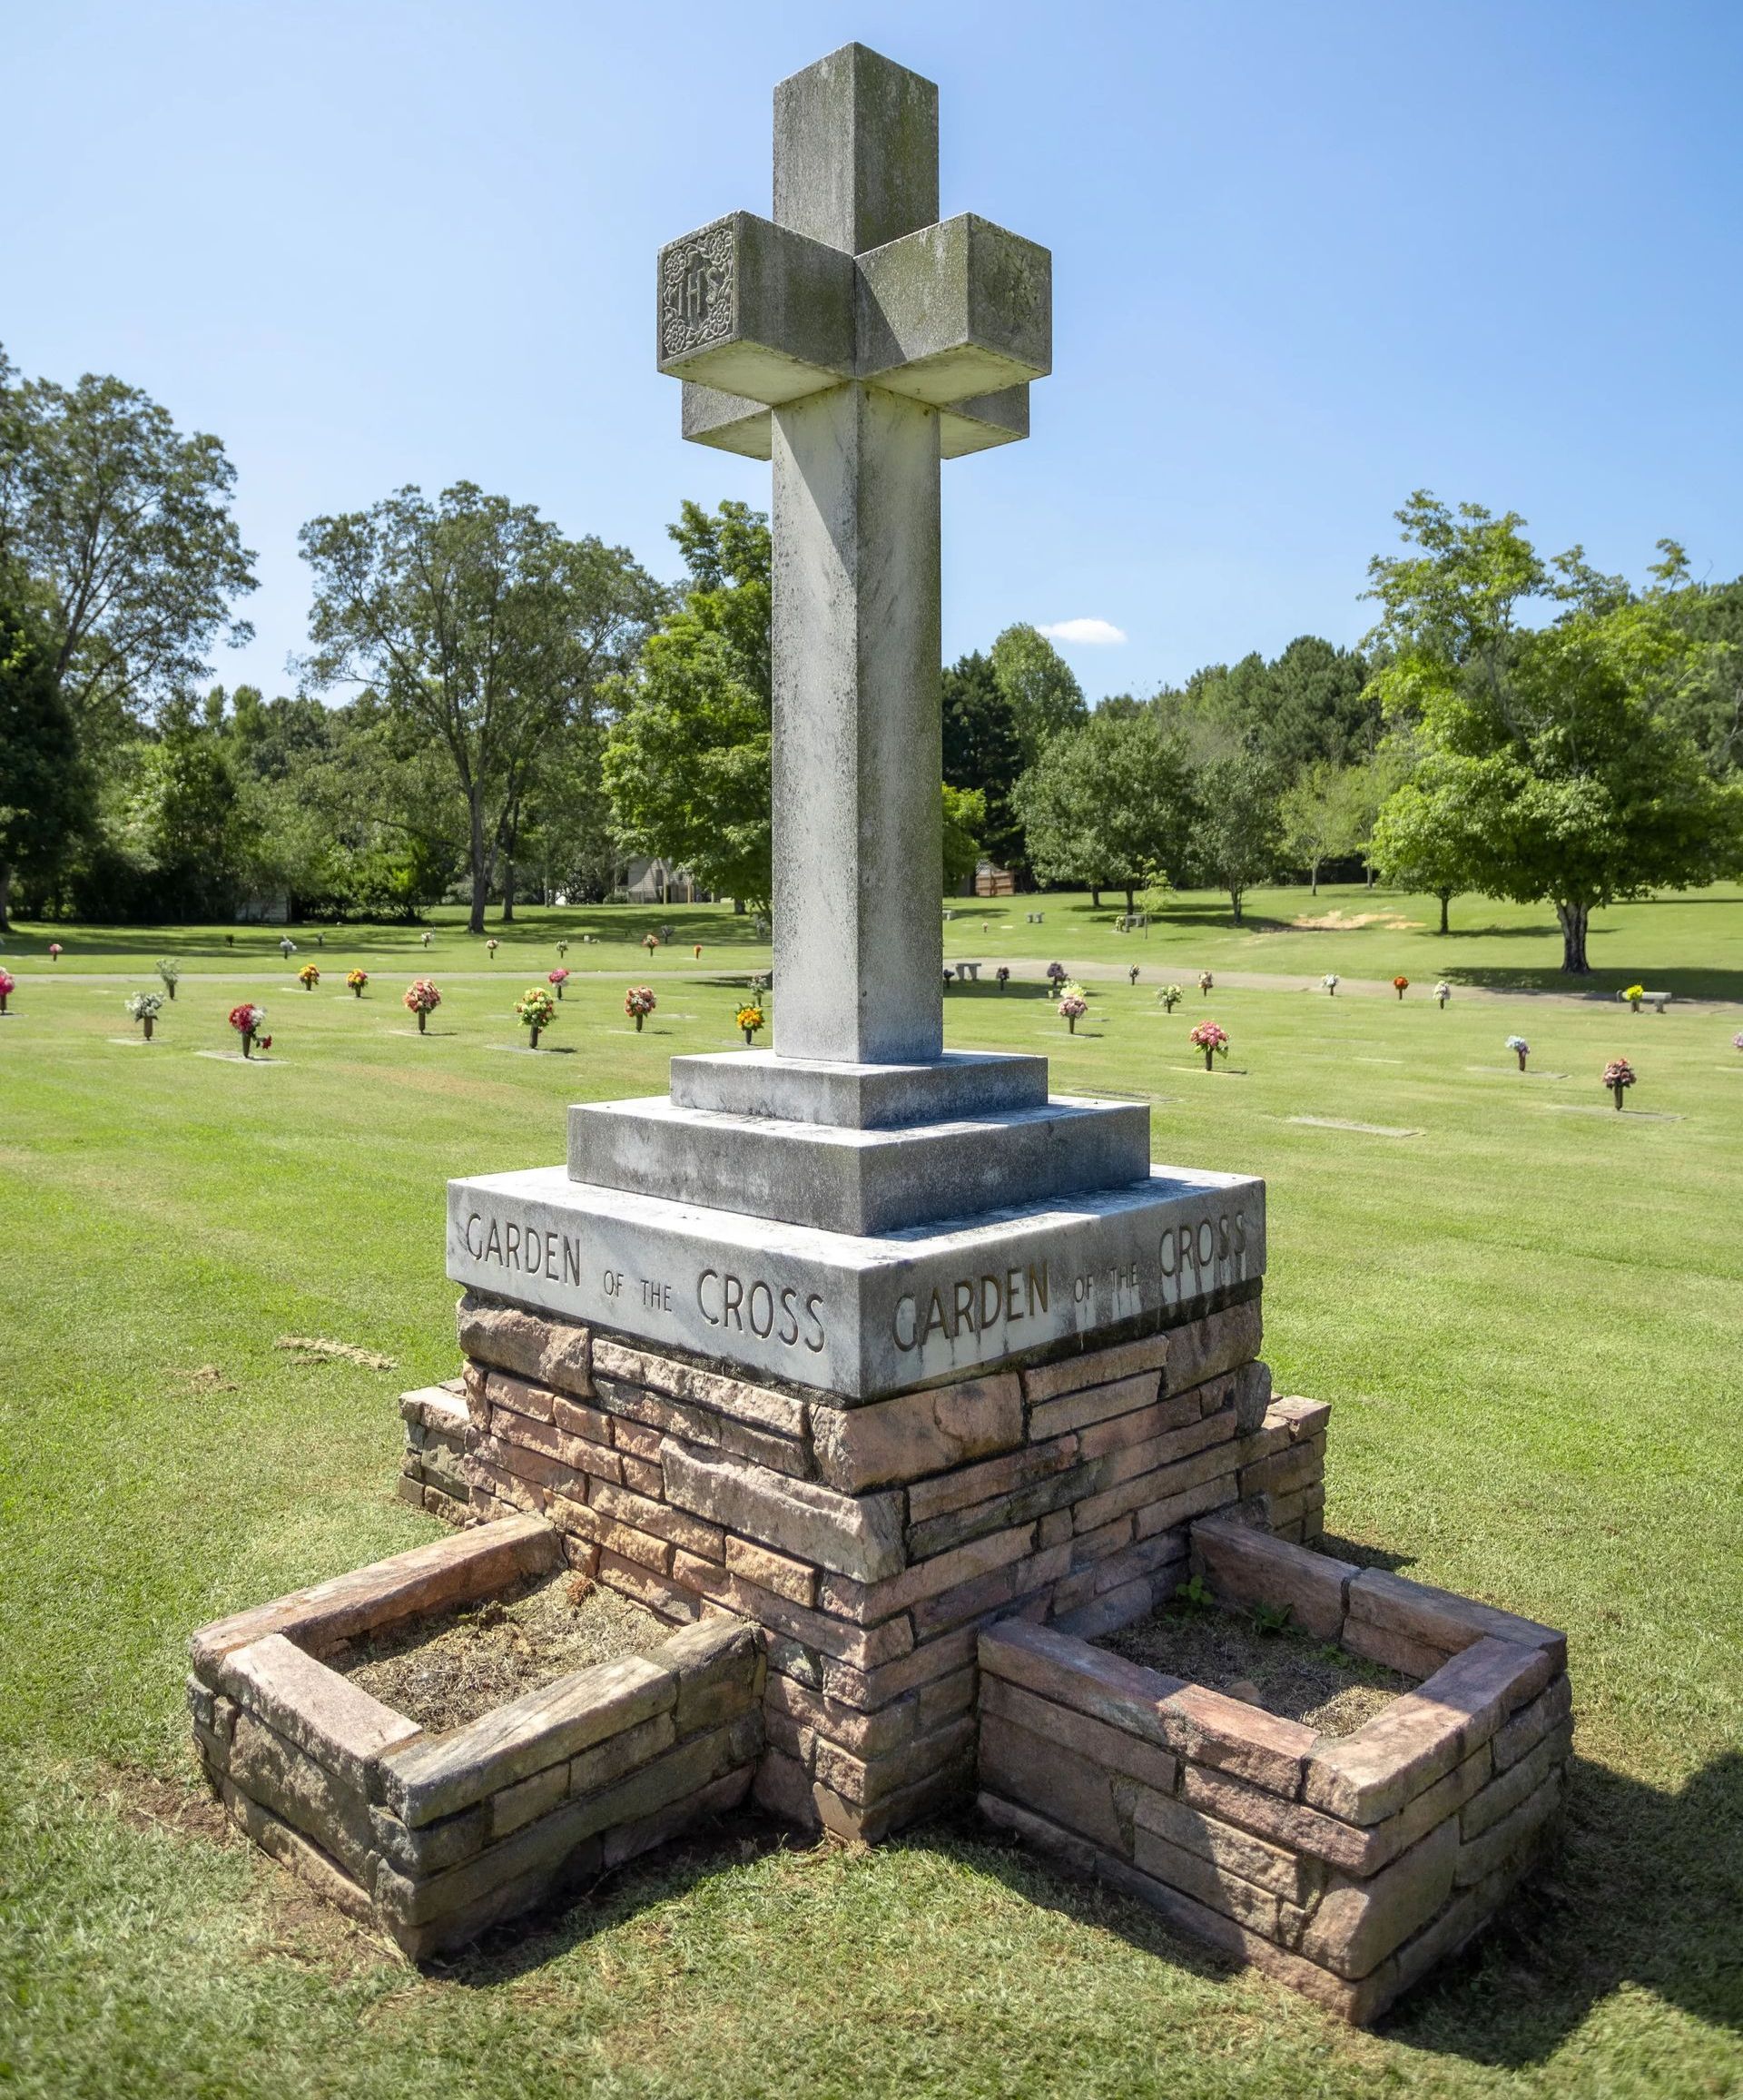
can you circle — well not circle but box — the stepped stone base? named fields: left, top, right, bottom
left=421, top=1283, right=1320, bottom=1841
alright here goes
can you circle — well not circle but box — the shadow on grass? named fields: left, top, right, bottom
left=430, top=1745, right=1743, bottom=2065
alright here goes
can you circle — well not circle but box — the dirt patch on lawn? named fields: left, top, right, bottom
left=334, top=1573, right=670, bottom=1732
left=103, top=1761, right=234, bottom=1843
left=1288, top=910, right=1422, bottom=932
left=1097, top=1606, right=1413, bottom=1738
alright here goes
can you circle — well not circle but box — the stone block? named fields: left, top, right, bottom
left=724, top=1534, right=818, bottom=1606
left=673, top=1553, right=911, bottom=1671
left=905, top=1434, right=1080, bottom=1527
left=1240, top=1435, right=1323, bottom=1501
left=1231, top=1360, right=1274, bottom=1434
left=220, top=1779, right=374, bottom=1923
left=821, top=1521, right=1036, bottom=1625
left=1131, top=1819, right=1283, bottom=1937
left=812, top=1712, right=977, bottom=1809
left=657, top=211, right=856, bottom=402
left=812, top=1372, right=1023, bottom=1494
left=490, top=1760, right=569, bottom=1840
left=763, top=1671, right=918, bottom=1760
left=1492, top=1672, right=1573, bottom=1773
left=1029, top=1368, right=1167, bottom=1444
left=1454, top=1768, right=1563, bottom=1886
left=619, top=1454, right=665, bottom=1498
left=1074, top=1387, right=1206, bottom=1460
left=379, top=1652, right=675, bottom=1827
left=1076, top=1442, right=1240, bottom=1537
left=856, top=212, right=1050, bottom=403
left=1192, top=1519, right=1354, bottom=1641
left=1340, top=1619, right=1445, bottom=1679
left=1180, top=1763, right=1373, bottom=1876
left=485, top=1368, right=557, bottom=1424
left=980, top=1676, right=1177, bottom=1796
left=666, top=1048, right=1047, bottom=1129
left=1344, top=1570, right=1566, bottom=1673
left=1297, top=1819, right=1459, bottom=1980
left=590, top=1375, right=808, bottom=1482
left=1303, top=1638, right=1551, bottom=1826
left=1162, top=1683, right=1315, bottom=1797
left=753, top=1747, right=818, bottom=1828
left=552, top=1395, right=613, bottom=1445
left=1460, top=1725, right=1571, bottom=1843
left=369, top=1800, right=488, bottom=1878
left=191, top=1514, right=559, bottom=1672
left=588, top=1477, right=726, bottom=1562
left=1050, top=1578, right=1157, bottom=1642
left=591, top=1337, right=808, bottom=1441
left=458, top=1294, right=592, bottom=1398
left=215, top=1635, right=420, bottom=1798
left=227, top=1710, right=377, bottom=1879
left=661, top=1439, right=905, bottom=1582
left=1161, top=1299, right=1263, bottom=1395
left=567, top=1712, right=676, bottom=1799
left=910, top=1542, right=1070, bottom=1639
left=822, top=1622, right=979, bottom=1712
left=661, top=1617, right=763, bottom=1734
left=600, top=1762, right=755, bottom=1872
left=596, top=1548, right=699, bottom=1620
left=1132, top=1787, right=1308, bottom=1901
left=978, top=1713, right=1127, bottom=1852
left=979, top=1622, right=1184, bottom=1747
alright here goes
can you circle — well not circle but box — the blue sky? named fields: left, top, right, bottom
left=5, top=1, right=1740, bottom=705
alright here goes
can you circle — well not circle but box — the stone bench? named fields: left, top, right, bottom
left=957, top=961, right=981, bottom=981
left=1025, top=911, right=1045, bottom=923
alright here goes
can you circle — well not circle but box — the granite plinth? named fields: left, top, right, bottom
left=566, top=1093, right=1148, bottom=1237
left=446, top=1163, right=1265, bottom=1400
left=667, top=1049, right=1048, bottom=1128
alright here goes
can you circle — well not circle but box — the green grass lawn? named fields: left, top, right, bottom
left=2, top=911, right=1740, bottom=2096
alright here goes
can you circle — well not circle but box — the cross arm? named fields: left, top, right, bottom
left=681, top=378, right=1029, bottom=459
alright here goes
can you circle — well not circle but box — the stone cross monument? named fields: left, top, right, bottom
left=447, top=44, right=1265, bottom=1406
left=656, top=43, right=1049, bottom=1065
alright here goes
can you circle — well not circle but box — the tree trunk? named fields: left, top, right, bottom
left=1438, top=890, right=1451, bottom=935
left=1309, top=861, right=1319, bottom=896
left=1229, top=886, right=1243, bottom=925
left=502, top=860, right=516, bottom=923
left=467, top=797, right=489, bottom=936
left=0, top=862, right=11, bottom=934
left=1124, top=885, right=1136, bottom=912
left=734, top=898, right=746, bottom=914
left=1555, top=899, right=1590, bottom=974
left=1090, top=888, right=1101, bottom=909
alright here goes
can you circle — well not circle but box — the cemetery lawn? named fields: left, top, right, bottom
left=2, top=917, right=1740, bottom=2097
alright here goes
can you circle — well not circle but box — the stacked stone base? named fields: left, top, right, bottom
left=188, top=1517, right=764, bottom=1959
left=432, top=1285, right=1319, bottom=1841
left=398, top=1381, right=470, bottom=1523
left=975, top=1523, right=1571, bottom=2025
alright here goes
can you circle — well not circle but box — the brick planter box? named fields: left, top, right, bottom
left=188, top=1515, right=765, bottom=1959
left=974, top=1518, right=1571, bottom=2024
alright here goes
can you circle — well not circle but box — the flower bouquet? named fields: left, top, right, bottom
left=403, top=977, right=441, bottom=1033
left=625, top=985, right=656, bottom=1033
left=347, top=969, right=369, bottom=998
left=1128, top=965, right=1140, bottom=987
left=229, top=1002, right=269, bottom=1057
left=736, top=1001, right=765, bottom=1046
left=1058, top=991, right=1088, bottom=1035
left=1603, top=1057, right=1636, bottom=1109
left=487, top=938, right=499, bottom=959
left=1323, top=973, right=1338, bottom=997
left=548, top=967, right=570, bottom=1000
left=157, top=958, right=181, bottom=1000
left=1506, top=1034, right=1530, bottom=1071
left=126, top=990, right=163, bottom=1040
left=1198, top=971, right=1213, bottom=996
left=1045, top=962, right=1067, bottom=985
left=48, top=942, right=62, bottom=962
left=0, top=968, right=14, bottom=1014
left=298, top=962, right=320, bottom=991
left=1159, top=984, right=1183, bottom=1012
left=1393, top=975, right=1409, bottom=1001
left=1188, top=1020, right=1229, bottom=1071
left=556, top=939, right=569, bottom=959
left=278, top=937, right=296, bottom=960
left=643, top=933, right=659, bottom=957
left=420, top=931, right=433, bottom=950
left=1434, top=981, right=1451, bottom=1008
left=517, top=985, right=557, bottom=1048
left=1622, top=983, right=1644, bottom=1012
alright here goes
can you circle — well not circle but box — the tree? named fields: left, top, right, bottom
left=1369, top=756, right=1483, bottom=933
left=1012, top=710, right=1195, bottom=910
left=1277, top=761, right=1360, bottom=894
left=941, top=783, right=985, bottom=892
left=0, top=599, right=83, bottom=930
left=300, top=483, right=658, bottom=933
left=1365, top=494, right=1743, bottom=971
left=0, top=347, right=256, bottom=749
left=1171, top=638, right=1379, bottom=778
left=605, top=500, right=772, bottom=911
left=1190, top=745, right=1284, bottom=923
left=990, top=624, right=1088, bottom=765
left=941, top=650, right=1026, bottom=873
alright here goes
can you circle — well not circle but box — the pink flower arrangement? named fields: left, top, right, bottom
left=228, top=1001, right=269, bottom=1057
left=1603, top=1057, right=1636, bottom=1110
left=1734, top=1032, right=1743, bottom=1053
left=1058, top=992, right=1088, bottom=1034
left=0, top=968, right=14, bottom=1014
left=548, top=967, right=570, bottom=999
left=403, top=977, right=441, bottom=1034
left=625, top=986, right=656, bottom=1033
left=48, top=942, right=62, bottom=961
left=1188, top=1020, right=1229, bottom=1071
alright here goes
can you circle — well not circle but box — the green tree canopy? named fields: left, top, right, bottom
left=300, top=482, right=659, bottom=933
left=990, top=624, right=1088, bottom=765
left=941, top=649, right=1025, bottom=873
left=1365, top=494, right=1743, bottom=971
left=0, top=346, right=256, bottom=750
left=604, top=499, right=773, bottom=912
left=0, top=598, right=83, bottom=931
left=1011, top=709, right=1194, bottom=911
left=1187, top=743, right=1285, bottom=923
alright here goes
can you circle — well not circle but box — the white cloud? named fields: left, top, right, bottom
left=1038, top=616, right=1128, bottom=646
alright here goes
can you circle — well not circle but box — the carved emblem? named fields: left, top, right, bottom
left=661, top=223, right=736, bottom=360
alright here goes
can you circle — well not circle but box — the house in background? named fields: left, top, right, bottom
left=616, top=857, right=714, bottom=905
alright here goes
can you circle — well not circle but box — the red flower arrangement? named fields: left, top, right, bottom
left=1393, top=975, right=1409, bottom=1000
left=1603, top=1057, right=1636, bottom=1110
left=625, top=986, right=656, bottom=1033
left=0, top=968, right=14, bottom=1014
left=228, top=1002, right=270, bottom=1057
left=403, top=978, right=442, bottom=1034
left=548, top=967, right=570, bottom=999
left=1188, top=1020, right=1229, bottom=1071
